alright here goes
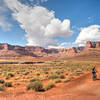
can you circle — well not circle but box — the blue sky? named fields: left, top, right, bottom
left=0, top=0, right=100, bottom=48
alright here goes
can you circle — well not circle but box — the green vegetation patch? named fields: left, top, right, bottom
left=26, top=81, right=43, bottom=91
left=44, top=81, right=55, bottom=90
left=0, top=79, right=5, bottom=84
left=0, top=84, right=5, bottom=91
left=4, top=82, right=12, bottom=87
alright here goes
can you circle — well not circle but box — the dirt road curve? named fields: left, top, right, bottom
left=0, top=68, right=100, bottom=100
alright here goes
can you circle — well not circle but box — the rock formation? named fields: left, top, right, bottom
left=86, top=41, right=100, bottom=48
left=0, top=41, right=100, bottom=58
left=0, top=43, right=85, bottom=57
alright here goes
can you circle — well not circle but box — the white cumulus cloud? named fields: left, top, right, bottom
left=4, top=0, right=73, bottom=48
left=75, top=25, right=100, bottom=45
left=0, top=0, right=12, bottom=31
left=44, top=19, right=73, bottom=37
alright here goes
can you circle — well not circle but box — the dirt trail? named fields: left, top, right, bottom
left=0, top=68, right=100, bottom=100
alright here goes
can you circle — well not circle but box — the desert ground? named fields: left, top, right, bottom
left=0, top=60, right=99, bottom=100
left=0, top=43, right=100, bottom=100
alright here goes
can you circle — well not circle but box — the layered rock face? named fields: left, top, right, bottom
left=0, top=43, right=84, bottom=57
left=0, top=43, right=36, bottom=57
left=0, top=43, right=24, bottom=51
left=1, top=41, right=100, bottom=58
left=86, top=41, right=100, bottom=48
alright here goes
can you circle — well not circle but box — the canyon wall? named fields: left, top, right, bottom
left=86, top=41, right=100, bottom=48
left=0, top=43, right=84, bottom=57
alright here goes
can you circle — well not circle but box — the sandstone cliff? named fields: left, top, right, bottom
left=0, top=43, right=84, bottom=57
left=86, top=41, right=100, bottom=48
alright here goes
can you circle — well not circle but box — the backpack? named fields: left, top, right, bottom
left=92, top=67, right=95, bottom=73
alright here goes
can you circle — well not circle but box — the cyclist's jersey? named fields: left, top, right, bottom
left=92, top=68, right=96, bottom=74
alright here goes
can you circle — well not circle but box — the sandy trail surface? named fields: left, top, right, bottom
left=0, top=68, right=100, bottom=100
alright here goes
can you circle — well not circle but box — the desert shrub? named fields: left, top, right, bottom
left=30, top=78, right=40, bottom=82
left=0, top=84, right=5, bottom=91
left=46, top=75, right=48, bottom=78
left=16, top=71, right=20, bottom=74
left=65, top=73, right=68, bottom=75
left=55, top=71, right=60, bottom=75
left=36, top=73, right=40, bottom=76
left=48, top=74, right=59, bottom=79
left=44, top=81, right=55, bottom=90
left=4, top=82, right=12, bottom=87
left=60, top=69, right=65, bottom=74
left=44, top=72, right=48, bottom=74
left=54, top=78, right=61, bottom=83
left=26, top=81, right=43, bottom=91
left=71, top=70, right=82, bottom=76
left=38, top=75, right=46, bottom=81
left=59, top=75, right=65, bottom=79
left=1, top=71, right=7, bottom=76
left=20, top=69, right=25, bottom=72
left=6, top=73, right=14, bottom=79
left=8, top=73, right=14, bottom=77
left=14, top=83, right=20, bottom=86
left=0, top=79, right=5, bottom=84
left=64, top=78, right=71, bottom=83
left=76, top=69, right=83, bottom=74
left=15, top=76, right=20, bottom=80
left=42, top=67, right=50, bottom=72
left=24, top=72, right=29, bottom=75
left=6, top=76, right=10, bottom=80
left=21, top=79, right=27, bottom=82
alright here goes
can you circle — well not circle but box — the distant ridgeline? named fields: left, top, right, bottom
left=0, top=41, right=99, bottom=57
left=86, top=41, right=100, bottom=48
left=0, top=43, right=84, bottom=57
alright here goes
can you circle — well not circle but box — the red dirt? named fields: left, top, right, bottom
left=0, top=67, right=100, bottom=100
